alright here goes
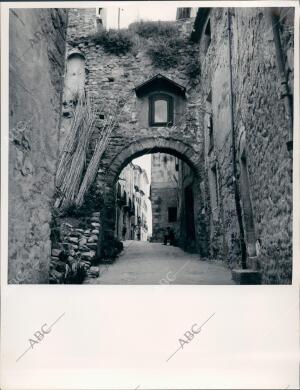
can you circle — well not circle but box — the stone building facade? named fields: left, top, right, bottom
left=63, top=10, right=207, bottom=257
left=8, top=6, right=294, bottom=284
left=151, top=153, right=179, bottom=242
left=190, top=7, right=294, bottom=283
left=151, top=152, right=200, bottom=253
left=8, top=9, right=68, bottom=283
left=116, top=162, right=149, bottom=242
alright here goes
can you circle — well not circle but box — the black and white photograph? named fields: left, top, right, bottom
left=1, top=1, right=299, bottom=389
left=7, top=3, right=295, bottom=285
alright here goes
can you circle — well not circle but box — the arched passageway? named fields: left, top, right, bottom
left=94, top=137, right=209, bottom=257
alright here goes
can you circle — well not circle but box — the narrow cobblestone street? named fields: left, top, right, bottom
left=84, top=241, right=235, bottom=285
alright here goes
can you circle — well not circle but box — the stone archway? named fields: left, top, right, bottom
left=95, top=136, right=208, bottom=255
left=108, top=136, right=202, bottom=182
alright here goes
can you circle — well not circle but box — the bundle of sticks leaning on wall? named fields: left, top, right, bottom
left=54, top=92, right=129, bottom=211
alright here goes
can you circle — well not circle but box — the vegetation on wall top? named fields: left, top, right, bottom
left=129, top=20, right=178, bottom=39
left=93, top=29, right=134, bottom=55
left=69, top=21, right=201, bottom=77
left=146, top=36, right=186, bottom=69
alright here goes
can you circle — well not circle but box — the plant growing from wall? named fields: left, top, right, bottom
left=93, top=29, right=134, bottom=55
left=146, top=36, right=186, bottom=70
left=186, top=56, right=201, bottom=79
left=49, top=206, right=61, bottom=245
left=131, top=21, right=201, bottom=73
left=130, top=20, right=178, bottom=39
left=69, top=21, right=201, bottom=76
left=73, top=183, right=104, bottom=216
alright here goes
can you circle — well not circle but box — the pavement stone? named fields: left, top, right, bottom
left=84, top=240, right=235, bottom=285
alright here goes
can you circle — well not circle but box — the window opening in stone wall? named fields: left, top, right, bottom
left=210, top=164, right=219, bottom=211
left=155, top=100, right=168, bottom=122
left=168, top=207, right=177, bottom=223
left=208, top=115, right=214, bottom=152
left=239, top=154, right=257, bottom=257
left=149, top=94, right=173, bottom=127
left=206, top=92, right=213, bottom=155
left=203, top=18, right=211, bottom=54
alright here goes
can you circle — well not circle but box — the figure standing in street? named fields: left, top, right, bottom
left=163, top=227, right=175, bottom=246
left=122, top=225, right=127, bottom=241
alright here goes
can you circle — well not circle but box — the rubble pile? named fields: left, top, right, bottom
left=49, top=212, right=101, bottom=283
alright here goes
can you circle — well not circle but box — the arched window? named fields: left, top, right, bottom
left=149, top=94, right=174, bottom=126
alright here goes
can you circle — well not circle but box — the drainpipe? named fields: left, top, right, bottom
left=227, top=8, right=247, bottom=269
left=270, top=8, right=293, bottom=154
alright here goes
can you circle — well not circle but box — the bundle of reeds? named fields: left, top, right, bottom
left=54, top=94, right=98, bottom=210
left=75, top=94, right=129, bottom=208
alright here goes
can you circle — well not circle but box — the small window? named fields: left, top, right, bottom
left=154, top=99, right=168, bottom=122
left=208, top=115, right=214, bottom=152
left=168, top=207, right=177, bottom=223
left=203, top=18, right=211, bottom=54
left=211, top=165, right=219, bottom=208
left=149, top=94, right=173, bottom=127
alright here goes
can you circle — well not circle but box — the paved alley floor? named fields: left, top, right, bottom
left=84, top=240, right=235, bottom=285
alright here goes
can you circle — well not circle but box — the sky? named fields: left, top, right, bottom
left=103, top=5, right=178, bottom=28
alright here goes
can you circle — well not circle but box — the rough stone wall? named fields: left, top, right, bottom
left=194, top=7, right=293, bottom=282
left=67, top=8, right=96, bottom=40
left=50, top=213, right=101, bottom=283
left=64, top=10, right=201, bottom=169
left=194, top=8, right=240, bottom=265
left=231, top=8, right=293, bottom=283
left=9, top=9, right=68, bottom=283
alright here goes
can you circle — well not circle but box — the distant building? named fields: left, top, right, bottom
left=151, top=153, right=179, bottom=242
left=96, top=8, right=108, bottom=30
left=176, top=7, right=197, bottom=20
left=115, top=163, right=150, bottom=241
left=151, top=153, right=198, bottom=252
